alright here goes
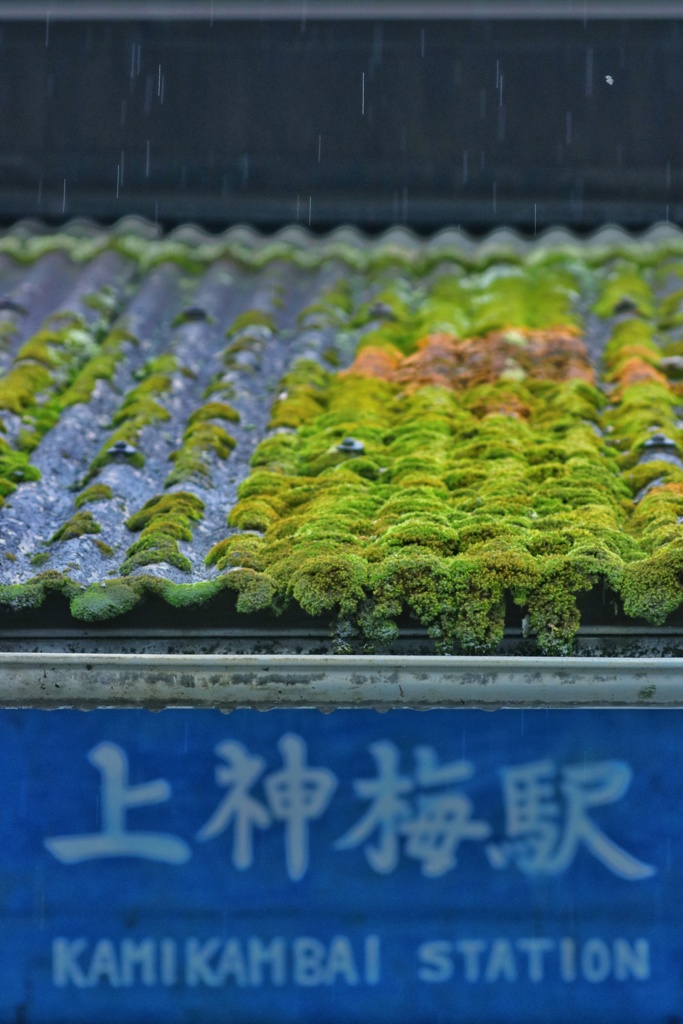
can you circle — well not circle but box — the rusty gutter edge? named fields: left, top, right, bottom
left=0, top=654, right=681, bottom=710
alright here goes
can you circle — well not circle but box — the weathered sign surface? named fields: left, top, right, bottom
left=0, top=708, right=680, bottom=1023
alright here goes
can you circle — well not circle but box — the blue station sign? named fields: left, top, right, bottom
left=0, top=707, right=680, bottom=1023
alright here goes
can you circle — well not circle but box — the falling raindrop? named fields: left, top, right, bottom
left=361, top=72, right=365, bottom=115
left=62, top=179, right=66, bottom=213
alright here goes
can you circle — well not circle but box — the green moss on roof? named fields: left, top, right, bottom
left=1, top=234, right=683, bottom=648
left=227, top=309, right=276, bottom=336
left=71, top=578, right=141, bottom=621
left=74, top=483, right=114, bottom=508
left=166, top=412, right=237, bottom=487
left=0, top=362, right=52, bottom=414
left=593, top=262, right=655, bottom=319
left=197, top=255, right=683, bottom=653
left=122, top=491, right=205, bottom=574
left=0, top=570, right=80, bottom=613
left=82, top=357, right=177, bottom=482
left=50, top=511, right=102, bottom=543
left=187, top=401, right=240, bottom=425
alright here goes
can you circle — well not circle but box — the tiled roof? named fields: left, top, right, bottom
left=2, top=221, right=683, bottom=653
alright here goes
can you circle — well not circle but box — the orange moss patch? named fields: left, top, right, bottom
left=613, top=357, right=669, bottom=392
left=395, top=333, right=462, bottom=390
left=341, top=327, right=592, bottom=392
left=526, top=328, right=592, bottom=383
left=658, top=482, right=683, bottom=497
left=340, top=344, right=402, bottom=380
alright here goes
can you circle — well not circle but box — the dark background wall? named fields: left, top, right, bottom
left=0, top=17, right=681, bottom=230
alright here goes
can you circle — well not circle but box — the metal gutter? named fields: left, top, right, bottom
left=3, top=1, right=682, bottom=17
left=1, top=653, right=682, bottom=710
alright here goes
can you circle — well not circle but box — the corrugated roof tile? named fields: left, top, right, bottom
left=1, top=224, right=683, bottom=652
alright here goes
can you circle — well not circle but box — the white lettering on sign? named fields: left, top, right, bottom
left=248, top=938, right=287, bottom=987
left=335, top=742, right=490, bottom=876
left=43, top=737, right=656, bottom=881
left=44, top=743, right=191, bottom=865
left=197, top=733, right=337, bottom=881
left=120, top=938, right=156, bottom=986
left=486, top=760, right=656, bottom=881
left=416, top=937, right=650, bottom=984
left=51, top=934, right=381, bottom=989
left=52, top=935, right=649, bottom=989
